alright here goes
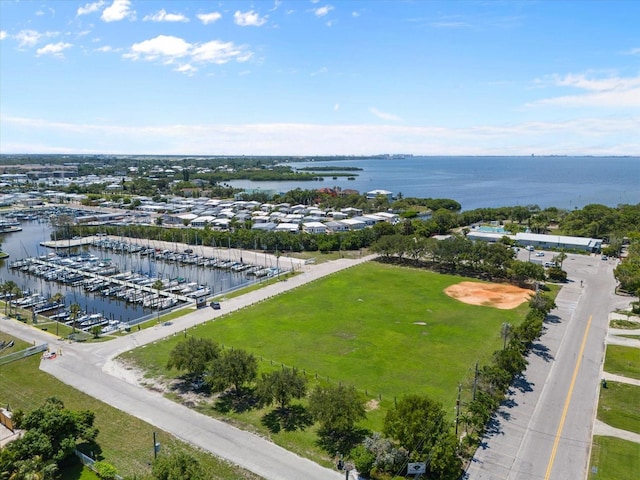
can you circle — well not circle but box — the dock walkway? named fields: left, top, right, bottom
left=28, top=257, right=193, bottom=304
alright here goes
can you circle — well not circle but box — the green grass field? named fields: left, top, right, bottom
left=0, top=333, right=260, bottom=480
left=604, top=345, right=640, bottom=380
left=588, top=436, right=640, bottom=480
left=597, top=381, right=640, bottom=434
left=122, top=262, right=534, bottom=465
left=125, top=263, right=530, bottom=408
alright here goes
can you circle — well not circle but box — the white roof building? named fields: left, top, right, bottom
left=515, top=233, right=602, bottom=252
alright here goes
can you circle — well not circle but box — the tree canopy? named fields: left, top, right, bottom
left=256, top=368, right=307, bottom=410
left=0, top=397, right=98, bottom=479
left=383, top=395, right=448, bottom=459
left=166, top=337, right=220, bottom=380
left=206, top=348, right=258, bottom=393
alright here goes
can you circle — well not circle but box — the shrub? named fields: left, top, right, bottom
left=94, top=461, right=118, bottom=480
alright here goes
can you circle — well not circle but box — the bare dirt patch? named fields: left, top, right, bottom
left=444, top=281, right=533, bottom=310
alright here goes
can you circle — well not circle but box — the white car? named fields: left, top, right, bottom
left=535, top=252, right=544, bottom=257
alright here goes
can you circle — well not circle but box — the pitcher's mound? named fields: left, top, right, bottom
left=444, top=281, right=533, bottom=309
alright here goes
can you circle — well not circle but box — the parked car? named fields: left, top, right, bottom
left=535, top=251, right=545, bottom=257
left=210, top=301, right=221, bottom=310
left=526, top=245, right=535, bottom=251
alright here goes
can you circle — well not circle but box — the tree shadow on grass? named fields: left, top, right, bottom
left=214, top=388, right=259, bottom=414
left=261, top=405, right=313, bottom=433
left=58, top=460, right=86, bottom=480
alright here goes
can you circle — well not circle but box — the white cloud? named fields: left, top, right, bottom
left=528, top=73, right=640, bottom=108
left=193, top=40, right=253, bottom=64
left=14, top=29, right=60, bottom=48
left=197, top=12, right=222, bottom=25
left=175, top=64, right=197, bottom=75
left=101, top=0, right=135, bottom=22
left=269, top=1, right=282, bottom=12
left=234, top=10, right=267, bottom=27
left=143, top=9, right=189, bottom=23
left=36, top=42, right=72, bottom=58
left=124, top=35, right=191, bottom=61
left=94, top=45, right=115, bottom=52
left=124, top=35, right=253, bottom=70
left=313, top=5, right=334, bottom=17
left=77, top=1, right=105, bottom=16
left=334, top=103, right=340, bottom=111
left=310, top=67, right=328, bottom=76
left=16, top=30, right=43, bottom=47
left=626, top=47, right=640, bottom=56
left=369, top=107, right=402, bottom=122
left=352, top=11, right=360, bottom=18
left=0, top=31, right=7, bottom=41
left=3, top=116, right=638, bottom=156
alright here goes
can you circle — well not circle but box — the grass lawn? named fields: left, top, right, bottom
left=122, top=262, right=534, bottom=463
left=0, top=333, right=260, bottom=480
left=603, top=345, right=640, bottom=380
left=59, top=462, right=99, bottom=480
left=126, top=262, right=529, bottom=407
left=588, top=436, right=640, bottom=480
left=597, top=381, right=640, bottom=434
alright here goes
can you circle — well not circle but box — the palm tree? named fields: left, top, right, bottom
left=69, top=302, right=82, bottom=335
left=1, top=281, right=17, bottom=316
left=500, top=322, right=513, bottom=350
left=152, top=279, right=164, bottom=322
left=10, top=286, right=22, bottom=318
left=51, top=292, right=64, bottom=337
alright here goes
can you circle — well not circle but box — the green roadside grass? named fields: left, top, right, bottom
left=603, top=345, right=640, bottom=380
left=609, top=319, right=640, bottom=329
left=588, top=436, right=640, bottom=480
left=121, top=261, right=537, bottom=465
left=60, top=463, right=99, bottom=480
left=597, top=381, right=640, bottom=434
left=0, top=332, right=260, bottom=480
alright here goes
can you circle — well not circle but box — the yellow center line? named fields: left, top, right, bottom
left=544, top=314, right=593, bottom=480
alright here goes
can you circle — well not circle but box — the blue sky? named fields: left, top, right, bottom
left=1, top=0, right=639, bottom=156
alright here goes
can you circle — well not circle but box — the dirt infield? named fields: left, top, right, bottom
left=444, top=281, right=534, bottom=309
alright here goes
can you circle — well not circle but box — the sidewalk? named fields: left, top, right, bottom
left=593, top=419, right=640, bottom=443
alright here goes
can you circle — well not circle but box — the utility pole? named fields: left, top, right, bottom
left=455, top=384, right=462, bottom=436
left=153, top=431, right=160, bottom=460
left=472, top=362, right=479, bottom=401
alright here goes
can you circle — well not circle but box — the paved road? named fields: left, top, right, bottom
left=2, top=254, right=377, bottom=480
left=466, top=253, right=631, bottom=480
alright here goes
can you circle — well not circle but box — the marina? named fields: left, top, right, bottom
left=1, top=213, right=301, bottom=330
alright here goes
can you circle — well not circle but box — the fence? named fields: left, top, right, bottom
left=74, top=449, right=124, bottom=480
left=0, top=343, right=48, bottom=366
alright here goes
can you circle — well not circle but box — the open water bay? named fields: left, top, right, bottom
left=228, top=156, right=640, bottom=210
